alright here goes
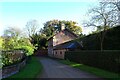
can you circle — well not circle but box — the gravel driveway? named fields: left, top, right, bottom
left=37, top=57, right=103, bottom=79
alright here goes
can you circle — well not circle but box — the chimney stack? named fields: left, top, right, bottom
left=61, top=23, right=65, bottom=30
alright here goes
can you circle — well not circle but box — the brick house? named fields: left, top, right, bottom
left=48, top=23, right=83, bottom=59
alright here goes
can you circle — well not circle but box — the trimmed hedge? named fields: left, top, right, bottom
left=65, top=50, right=120, bottom=73
left=79, top=26, right=120, bottom=50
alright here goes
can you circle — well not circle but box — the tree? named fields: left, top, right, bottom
left=84, top=2, right=118, bottom=50
left=115, top=1, right=120, bottom=11
left=30, top=33, right=47, bottom=49
left=105, top=1, right=120, bottom=11
left=0, top=37, right=3, bottom=50
left=61, top=20, right=82, bottom=35
left=106, top=1, right=120, bottom=24
left=2, top=27, right=21, bottom=50
left=25, top=19, right=41, bottom=48
left=26, top=20, right=39, bottom=37
left=2, top=27, right=34, bottom=56
left=38, top=38, right=47, bottom=49
left=17, top=37, right=35, bottom=56
left=42, top=20, right=82, bottom=38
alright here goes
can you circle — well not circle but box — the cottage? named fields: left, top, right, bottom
left=53, top=40, right=83, bottom=59
left=48, top=23, right=82, bottom=59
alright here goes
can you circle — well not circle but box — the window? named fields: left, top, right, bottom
left=56, top=52, right=57, bottom=54
left=60, top=51, right=62, bottom=54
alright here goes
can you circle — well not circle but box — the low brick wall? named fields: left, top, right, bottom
left=1, top=59, right=26, bottom=79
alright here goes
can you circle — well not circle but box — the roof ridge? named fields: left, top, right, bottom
left=48, top=28, right=78, bottom=40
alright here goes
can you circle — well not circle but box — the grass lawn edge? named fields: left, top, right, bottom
left=3, top=56, right=43, bottom=79
left=58, top=59, right=120, bottom=80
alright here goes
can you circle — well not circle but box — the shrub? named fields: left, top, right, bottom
left=1, top=50, right=26, bottom=67
left=18, top=46, right=34, bottom=56
left=65, top=50, right=120, bottom=73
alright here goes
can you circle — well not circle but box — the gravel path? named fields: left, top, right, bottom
left=37, top=57, right=103, bottom=79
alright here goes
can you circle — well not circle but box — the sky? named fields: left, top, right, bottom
left=0, top=0, right=99, bottom=36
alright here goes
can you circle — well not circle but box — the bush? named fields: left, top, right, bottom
left=65, top=50, right=120, bottom=73
left=16, top=46, right=34, bottom=56
left=1, top=50, right=26, bottom=67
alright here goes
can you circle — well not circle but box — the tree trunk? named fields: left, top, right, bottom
left=100, top=36, right=104, bottom=51
left=100, top=29, right=106, bottom=51
left=100, top=31, right=103, bottom=51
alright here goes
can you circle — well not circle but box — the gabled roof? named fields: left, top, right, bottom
left=47, top=28, right=78, bottom=41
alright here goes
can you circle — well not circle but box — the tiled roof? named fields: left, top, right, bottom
left=47, top=28, right=78, bottom=41
left=53, top=40, right=82, bottom=50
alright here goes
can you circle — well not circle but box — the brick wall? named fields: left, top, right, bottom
left=34, top=49, right=48, bottom=56
left=1, top=59, right=26, bottom=79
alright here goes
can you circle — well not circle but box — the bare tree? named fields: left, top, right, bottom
left=84, top=2, right=119, bottom=50
left=99, top=0, right=120, bottom=24
left=26, top=20, right=39, bottom=37
left=3, top=27, right=21, bottom=38
left=108, top=1, right=120, bottom=24
left=115, top=1, right=120, bottom=11
left=2, top=27, right=22, bottom=50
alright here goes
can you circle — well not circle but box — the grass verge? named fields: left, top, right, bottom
left=3, top=56, right=43, bottom=79
left=58, top=59, right=120, bottom=80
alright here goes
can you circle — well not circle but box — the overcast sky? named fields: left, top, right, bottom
left=0, top=0, right=99, bottom=36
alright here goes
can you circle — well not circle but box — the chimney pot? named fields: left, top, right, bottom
left=61, top=23, right=65, bottom=30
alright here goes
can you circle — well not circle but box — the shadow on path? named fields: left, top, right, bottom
left=37, top=57, right=103, bottom=80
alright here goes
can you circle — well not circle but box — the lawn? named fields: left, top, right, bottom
left=3, top=56, right=43, bottom=79
left=58, top=59, right=120, bottom=80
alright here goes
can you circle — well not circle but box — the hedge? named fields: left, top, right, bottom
left=78, top=26, right=120, bottom=50
left=65, top=50, right=120, bottom=73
